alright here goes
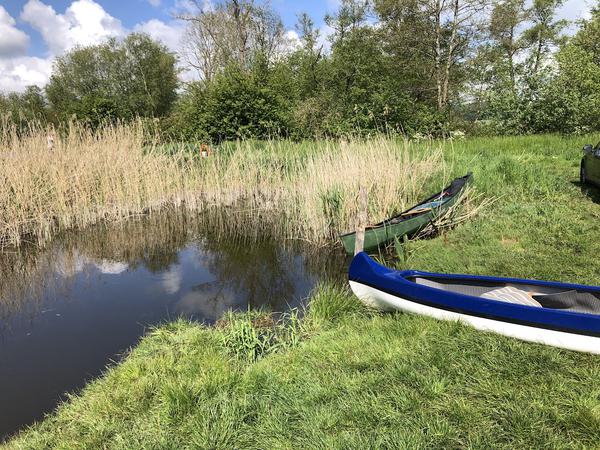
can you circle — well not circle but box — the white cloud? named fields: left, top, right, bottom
left=284, top=29, right=302, bottom=51
left=161, top=266, right=183, bottom=295
left=21, top=0, right=125, bottom=56
left=134, top=19, right=185, bottom=53
left=558, top=0, right=593, bottom=22
left=3, top=0, right=127, bottom=91
left=0, top=6, right=30, bottom=58
left=147, top=0, right=161, bottom=6
left=134, top=18, right=201, bottom=83
left=0, top=56, right=52, bottom=92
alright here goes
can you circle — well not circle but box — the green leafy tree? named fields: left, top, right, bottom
left=570, top=1, right=600, bottom=63
left=0, top=85, right=48, bottom=132
left=489, top=0, right=527, bottom=91
left=522, top=0, right=568, bottom=75
left=46, top=33, right=178, bottom=125
left=530, top=5, right=600, bottom=133
left=375, top=0, right=487, bottom=111
left=170, top=64, right=292, bottom=142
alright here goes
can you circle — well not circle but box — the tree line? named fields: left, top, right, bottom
left=3, top=0, right=600, bottom=141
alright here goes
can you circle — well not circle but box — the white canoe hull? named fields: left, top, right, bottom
left=350, top=280, right=600, bottom=354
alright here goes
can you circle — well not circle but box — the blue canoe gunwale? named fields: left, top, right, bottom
left=349, top=252, right=600, bottom=338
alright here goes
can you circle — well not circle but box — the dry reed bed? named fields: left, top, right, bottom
left=0, top=122, right=445, bottom=249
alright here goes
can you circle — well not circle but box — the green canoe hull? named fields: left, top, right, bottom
left=340, top=173, right=472, bottom=254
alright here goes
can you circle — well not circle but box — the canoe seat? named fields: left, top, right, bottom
left=533, top=291, right=600, bottom=314
left=481, top=286, right=542, bottom=307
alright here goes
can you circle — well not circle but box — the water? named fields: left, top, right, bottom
left=0, top=212, right=344, bottom=440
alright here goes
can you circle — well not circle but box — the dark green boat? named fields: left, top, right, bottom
left=340, top=173, right=472, bottom=254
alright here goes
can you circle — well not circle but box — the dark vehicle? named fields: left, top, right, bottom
left=580, top=143, right=600, bottom=185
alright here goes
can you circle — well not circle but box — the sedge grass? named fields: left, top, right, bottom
left=0, top=122, right=444, bottom=249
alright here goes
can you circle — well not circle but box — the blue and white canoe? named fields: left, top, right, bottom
left=349, top=252, right=600, bottom=354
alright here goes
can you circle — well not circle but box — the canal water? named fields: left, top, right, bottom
left=0, top=212, right=344, bottom=440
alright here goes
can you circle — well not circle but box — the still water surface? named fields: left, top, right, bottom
left=0, top=212, right=343, bottom=440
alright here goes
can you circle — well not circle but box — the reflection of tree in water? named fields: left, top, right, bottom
left=0, top=245, right=60, bottom=328
left=0, top=207, right=348, bottom=327
left=60, top=211, right=194, bottom=273
left=199, top=239, right=299, bottom=312
left=175, top=232, right=347, bottom=322
left=0, top=212, right=195, bottom=328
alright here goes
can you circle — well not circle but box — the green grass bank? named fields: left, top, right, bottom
left=7, top=134, right=600, bottom=448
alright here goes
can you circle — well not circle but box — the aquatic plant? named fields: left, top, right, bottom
left=0, top=121, right=443, bottom=249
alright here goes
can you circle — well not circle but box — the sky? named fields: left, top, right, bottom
left=0, top=0, right=594, bottom=93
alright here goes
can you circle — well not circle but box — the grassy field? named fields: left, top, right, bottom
left=7, top=134, right=600, bottom=448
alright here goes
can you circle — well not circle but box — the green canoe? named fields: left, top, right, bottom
left=340, top=173, right=472, bottom=254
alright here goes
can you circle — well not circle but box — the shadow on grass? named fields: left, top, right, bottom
left=571, top=181, right=600, bottom=204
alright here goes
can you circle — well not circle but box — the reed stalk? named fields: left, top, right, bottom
left=0, top=120, right=445, bottom=249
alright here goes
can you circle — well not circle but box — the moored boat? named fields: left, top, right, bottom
left=340, top=173, right=472, bottom=255
left=349, top=252, right=600, bottom=354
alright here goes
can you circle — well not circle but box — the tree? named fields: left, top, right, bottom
left=46, top=33, right=178, bottom=124
left=325, top=0, right=371, bottom=43
left=293, top=12, right=323, bottom=97
left=489, top=0, right=526, bottom=91
left=522, top=0, right=567, bottom=75
left=530, top=4, right=600, bottom=133
left=570, top=1, right=600, bottom=64
left=169, top=64, right=293, bottom=142
left=0, top=86, right=48, bottom=132
left=180, top=0, right=286, bottom=81
left=375, top=0, right=488, bottom=111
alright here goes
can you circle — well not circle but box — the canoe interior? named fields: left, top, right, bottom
left=339, top=173, right=472, bottom=253
left=374, top=172, right=472, bottom=228
left=409, top=276, right=600, bottom=316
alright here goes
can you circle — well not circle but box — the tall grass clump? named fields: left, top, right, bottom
left=196, top=138, right=444, bottom=244
left=217, top=309, right=305, bottom=362
left=0, top=120, right=203, bottom=248
left=0, top=121, right=445, bottom=249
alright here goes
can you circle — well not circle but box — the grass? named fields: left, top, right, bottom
left=0, top=122, right=442, bottom=249
left=7, top=287, right=600, bottom=449
left=6, top=133, right=600, bottom=448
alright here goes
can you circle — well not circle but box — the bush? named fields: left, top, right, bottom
left=169, top=66, right=293, bottom=143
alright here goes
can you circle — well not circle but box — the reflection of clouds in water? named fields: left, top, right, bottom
left=161, top=266, right=182, bottom=295
left=184, top=247, right=209, bottom=271
left=54, top=251, right=86, bottom=277
left=96, top=260, right=128, bottom=275
left=54, top=250, right=128, bottom=277
left=173, top=285, right=237, bottom=322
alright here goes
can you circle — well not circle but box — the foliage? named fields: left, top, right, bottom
left=5, top=0, right=600, bottom=137
left=45, top=33, right=178, bottom=126
left=167, top=64, right=293, bottom=142
left=179, top=0, right=286, bottom=81
left=0, top=86, right=47, bottom=133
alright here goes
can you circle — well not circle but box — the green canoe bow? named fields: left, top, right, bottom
left=340, top=173, right=472, bottom=254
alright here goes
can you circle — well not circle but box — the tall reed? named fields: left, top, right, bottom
left=0, top=121, right=445, bottom=249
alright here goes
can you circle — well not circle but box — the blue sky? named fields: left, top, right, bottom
left=0, top=0, right=593, bottom=92
left=0, top=0, right=339, bottom=57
